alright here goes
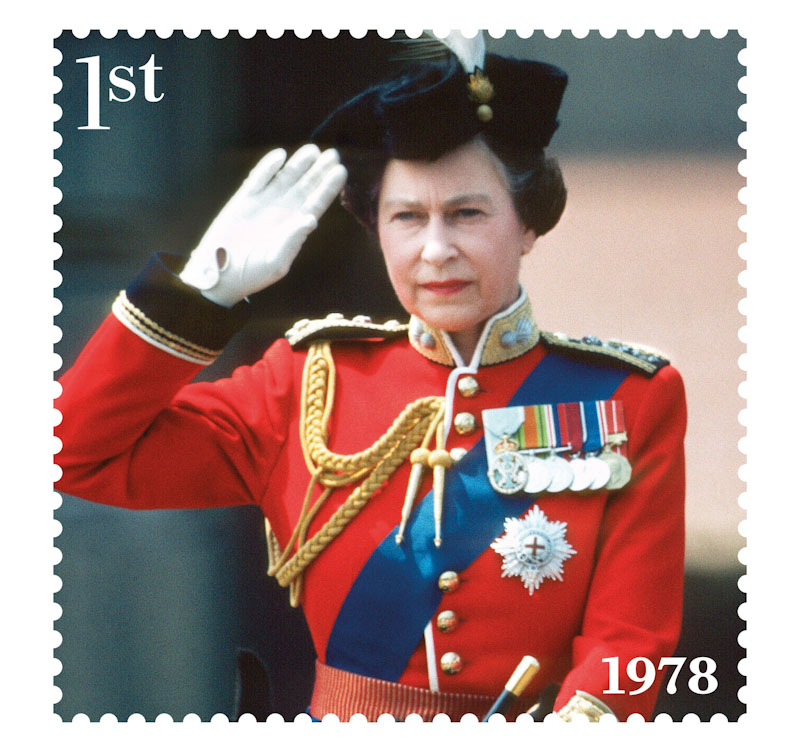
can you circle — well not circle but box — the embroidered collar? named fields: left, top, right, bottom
left=408, top=288, right=540, bottom=368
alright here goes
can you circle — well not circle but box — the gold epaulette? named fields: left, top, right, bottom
left=285, top=313, right=409, bottom=347
left=541, top=331, right=670, bottom=377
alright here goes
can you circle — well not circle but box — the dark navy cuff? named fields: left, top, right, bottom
left=123, top=252, right=251, bottom=352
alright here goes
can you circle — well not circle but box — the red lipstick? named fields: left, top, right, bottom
left=420, top=280, right=470, bottom=296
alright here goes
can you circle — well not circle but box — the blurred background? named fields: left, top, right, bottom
left=54, top=31, right=745, bottom=720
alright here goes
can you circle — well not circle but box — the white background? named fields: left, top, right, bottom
left=3, top=0, right=792, bottom=742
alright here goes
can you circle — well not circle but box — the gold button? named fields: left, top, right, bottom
left=457, top=376, right=480, bottom=398
left=436, top=610, right=459, bottom=633
left=449, top=447, right=468, bottom=463
left=440, top=652, right=463, bottom=675
left=453, top=412, right=477, bottom=435
left=438, top=570, right=460, bottom=593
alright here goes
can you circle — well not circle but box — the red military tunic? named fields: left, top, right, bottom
left=56, top=254, right=686, bottom=720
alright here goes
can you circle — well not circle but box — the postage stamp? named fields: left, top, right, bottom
left=8, top=1, right=794, bottom=741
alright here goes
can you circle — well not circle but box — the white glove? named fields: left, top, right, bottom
left=180, top=144, right=348, bottom=308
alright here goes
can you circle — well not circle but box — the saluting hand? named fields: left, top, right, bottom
left=180, top=144, right=348, bottom=308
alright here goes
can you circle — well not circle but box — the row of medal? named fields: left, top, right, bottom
left=481, top=400, right=632, bottom=496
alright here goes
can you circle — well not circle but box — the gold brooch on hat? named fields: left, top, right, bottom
left=468, top=68, right=495, bottom=122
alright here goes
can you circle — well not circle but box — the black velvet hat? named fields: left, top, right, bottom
left=312, top=34, right=568, bottom=162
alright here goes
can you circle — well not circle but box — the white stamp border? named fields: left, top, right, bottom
left=5, top=0, right=796, bottom=742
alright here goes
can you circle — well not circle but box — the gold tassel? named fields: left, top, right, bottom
left=396, top=448, right=430, bottom=544
left=396, top=406, right=444, bottom=545
left=429, top=419, right=453, bottom=547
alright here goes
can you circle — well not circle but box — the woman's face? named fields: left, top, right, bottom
left=377, top=139, right=536, bottom=352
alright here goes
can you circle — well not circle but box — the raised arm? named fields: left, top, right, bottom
left=56, top=146, right=347, bottom=510
left=180, top=145, right=347, bottom=308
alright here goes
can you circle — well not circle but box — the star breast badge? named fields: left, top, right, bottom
left=491, top=505, right=576, bottom=595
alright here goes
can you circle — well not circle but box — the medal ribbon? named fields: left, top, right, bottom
left=581, top=401, right=603, bottom=454
left=522, top=404, right=548, bottom=449
left=482, top=407, right=525, bottom=452
left=324, top=352, right=631, bottom=681
left=596, top=401, right=609, bottom=450
left=546, top=404, right=569, bottom=450
left=601, top=400, right=628, bottom=456
left=544, top=405, right=555, bottom=450
left=562, top=402, right=583, bottom=455
left=556, top=402, right=569, bottom=449
left=519, top=403, right=569, bottom=451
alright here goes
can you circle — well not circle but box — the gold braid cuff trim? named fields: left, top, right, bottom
left=112, top=290, right=221, bottom=364
left=557, top=691, right=617, bottom=722
left=266, top=341, right=446, bottom=606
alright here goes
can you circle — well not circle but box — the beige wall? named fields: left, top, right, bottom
left=521, top=154, right=745, bottom=570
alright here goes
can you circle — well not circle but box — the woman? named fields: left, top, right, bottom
left=56, top=34, right=686, bottom=721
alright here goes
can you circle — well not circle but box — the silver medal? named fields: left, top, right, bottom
left=568, top=456, right=594, bottom=491
left=523, top=454, right=552, bottom=493
left=488, top=451, right=529, bottom=495
left=544, top=453, right=574, bottom=492
left=584, top=454, right=612, bottom=490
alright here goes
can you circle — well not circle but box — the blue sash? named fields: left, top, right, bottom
left=324, top=352, right=629, bottom=681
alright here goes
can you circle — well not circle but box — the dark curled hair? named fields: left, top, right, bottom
left=339, top=135, right=567, bottom=237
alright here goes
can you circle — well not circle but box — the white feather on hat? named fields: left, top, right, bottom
left=392, top=30, right=486, bottom=73
left=439, top=31, right=486, bottom=72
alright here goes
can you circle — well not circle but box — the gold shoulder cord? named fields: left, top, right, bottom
left=266, top=341, right=447, bottom=606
